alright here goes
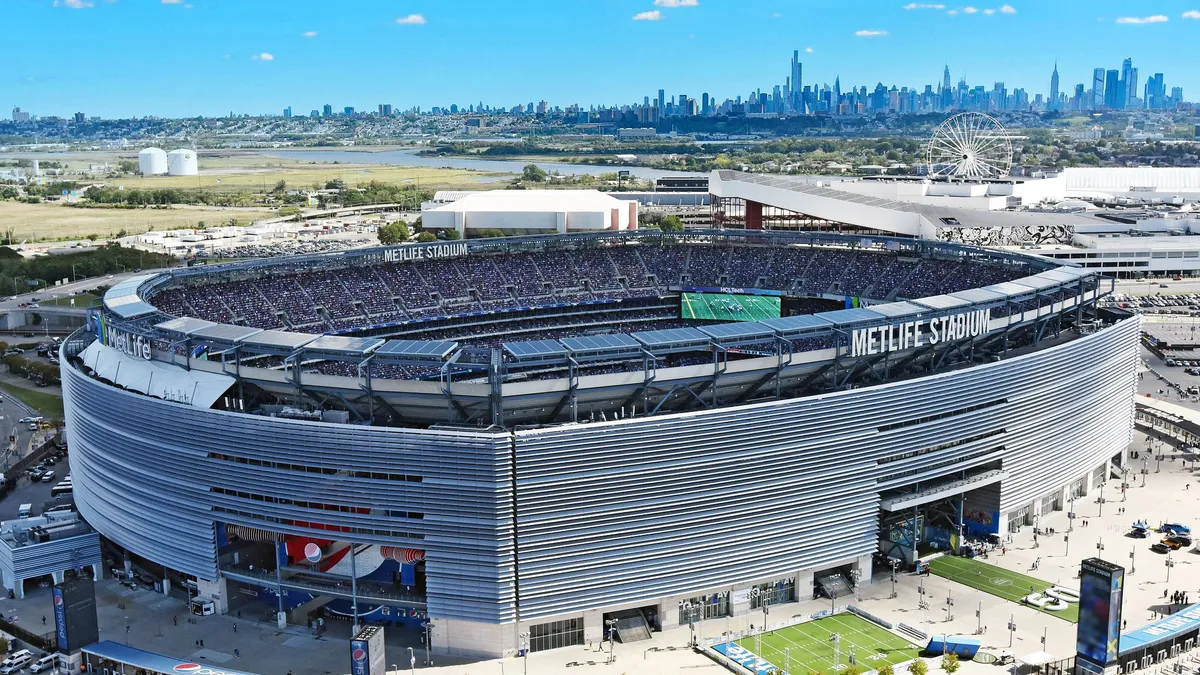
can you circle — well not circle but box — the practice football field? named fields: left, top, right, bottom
left=732, top=614, right=920, bottom=675
left=928, top=555, right=1079, bottom=622
left=681, top=292, right=781, bottom=321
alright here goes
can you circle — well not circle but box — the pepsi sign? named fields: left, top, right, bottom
left=350, top=639, right=369, bottom=675
left=304, top=542, right=322, bottom=563
left=52, top=586, right=68, bottom=651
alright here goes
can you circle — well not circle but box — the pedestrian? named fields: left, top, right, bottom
left=234, top=648, right=240, bottom=658
left=233, top=623, right=237, bottom=633
left=1123, top=620, right=1127, bottom=630
left=237, top=610, right=241, bottom=619
left=200, top=639, right=204, bottom=648
left=41, top=616, right=45, bottom=626
left=173, top=615, right=177, bottom=626
left=1165, top=589, right=1169, bottom=599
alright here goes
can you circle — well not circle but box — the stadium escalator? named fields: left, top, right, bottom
left=815, top=571, right=852, bottom=600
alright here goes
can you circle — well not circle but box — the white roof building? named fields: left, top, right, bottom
left=421, top=190, right=637, bottom=237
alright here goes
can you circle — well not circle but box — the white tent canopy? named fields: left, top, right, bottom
left=1018, top=651, right=1056, bottom=666
left=80, top=341, right=234, bottom=409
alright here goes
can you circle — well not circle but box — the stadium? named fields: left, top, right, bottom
left=60, top=224, right=1138, bottom=659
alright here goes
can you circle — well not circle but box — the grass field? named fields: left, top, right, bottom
left=681, top=293, right=781, bottom=321
left=928, top=555, right=1079, bottom=622
left=0, top=201, right=278, bottom=242
left=90, top=152, right=511, bottom=193
left=732, top=614, right=919, bottom=675
left=0, top=383, right=64, bottom=420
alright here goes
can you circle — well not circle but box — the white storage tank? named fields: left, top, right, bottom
left=137, top=148, right=168, bottom=176
left=167, top=149, right=199, bottom=176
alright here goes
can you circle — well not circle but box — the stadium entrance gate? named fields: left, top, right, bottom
left=878, top=480, right=1003, bottom=569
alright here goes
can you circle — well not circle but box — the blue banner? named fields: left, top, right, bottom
left=711, top=641, right=776, bottom=675
left=53, top=586, right=67, bottom=651
left=350, top=638, right=369, bottom=675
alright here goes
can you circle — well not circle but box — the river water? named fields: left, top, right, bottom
left=265, top=149, right=705, bottom=181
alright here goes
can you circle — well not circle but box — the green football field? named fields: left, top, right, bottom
left=735, top=614, right=920, bottom=675
left=928, top=555, right=1079, bottom=622
left=681, top=292, right=781, bottom=321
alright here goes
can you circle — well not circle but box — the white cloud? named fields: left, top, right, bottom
left=1183, top=10, right=1200, bottom=19
left=984, top=8, right=995, bottom=14
left=160, top=0, right=182, bottom=4
left=903, top=3, right=945, bottom=9
left=302, top=31, right=318, bottom=37
left=805, top=46, right=814, bottom=53
left=54, top=0, right=94, bottom=7
left=654, top=0, right=698, bottom=6
left=395, top=13, right=426, bottom=25
left=855, top=29, right=888, bottom=36
left=1116, top=14, right=1168, bottom=23
left=253, top=52, right=274, bottom=61
left=1000, top=4, right=1016, bottom=13
left=947, top=8, right=958, bottom=14
left=633, top=10, right=662, bottom=20
left=962, top=6, right=978, bottom=13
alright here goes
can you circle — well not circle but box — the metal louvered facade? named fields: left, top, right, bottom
left=60, top=365, right=515, bottom=624
left=62, top=318, right=1138, bottom=650
left=510, top=317, right=1139, bottom=620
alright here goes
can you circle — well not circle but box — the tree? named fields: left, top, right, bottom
left=416, top=232, right=437, bottom=243
left=117, top=160, right=139, bottom=174
left=477, top=228, right=505, bottom=239
left=522, top=164, right=547, bottom=182
left=443, top=229, right=461, bottom=240
left=879, top=665, right=895, bottom=675
left=910, top=658, right=928, bottom=675
left=660, top=215, right=685, bottom=232
left=941, top=654, right=959, bottom=674
left=377, top=221, right=412, bottom=246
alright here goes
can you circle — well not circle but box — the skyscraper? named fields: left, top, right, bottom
left=791, top=50, right=803, bottom=113
left=1092, top=68, right=1106, bottom=109
left=1049, top=61, right=1059, bottom=110
left=322, top=104, right=333, bottom=117
left=1104, top=70, right=1120, bottom=109
left=283, top=106, right=292, bottom=118
left=1120, top=57, right=1134, bottom=109
left=657, top=89, right=665, bottom=116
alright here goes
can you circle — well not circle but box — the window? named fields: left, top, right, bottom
left=750, top=578, right=795, bottom=609
left=528, top=618, right=584, bottom=653
left=679, top=591, right=729, bottom=624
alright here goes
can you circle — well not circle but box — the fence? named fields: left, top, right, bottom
left=0, top=615, right=54, bottom=652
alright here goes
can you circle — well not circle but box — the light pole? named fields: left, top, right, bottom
left=889, top=558, right=900, bottom=599
left=422, top=620, right=433, bottom=667
left=1065, top=533, right=1070, bottom=557
left=406, top=646, right=415, bottom=675
left=605, top=619, right=618, bottom=665
left=1129, top=548, right=1136, bottom=576
left=1096, top=538, right=1105, bottom=561
left=520, top=631, right=529, bottom=675
left=785, top=647, right=791, bottom=675
left=850, top=568, right=861, bottom=603
left=1098, top=481, right=1105, bottom=517
left=1166, top=553, right=1175, bottom=583
left=1068, top=495, right=1076, bottom=533
left=1142, top=458, right=1148, bottom=487
left=975, top=601, right=982, bottom=634
left=1007, top=615, right=1016, bottom=648
left=831, top=632, right=842, bottom=671
left=945, top=588, right=954, bottom=623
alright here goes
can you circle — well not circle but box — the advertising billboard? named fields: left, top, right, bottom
left=53, top=578, right=99, bottom=653
left=1076, top=558, right=1124, bottom=675
left=351, top=626, right=386, bottom=675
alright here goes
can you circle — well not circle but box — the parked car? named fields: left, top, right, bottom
left=1151, top=542, right=1171, bottom=554
left=1162, top=523, right=1191, bottom=535
left=30, top=654, right=60, bottom=673
left=39, top=470, right=55, bottom=483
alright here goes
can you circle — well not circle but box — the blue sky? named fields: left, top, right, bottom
left=7, top=0, right=1200, bottom=119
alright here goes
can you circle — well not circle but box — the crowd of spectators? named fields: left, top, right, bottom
left=151, top=243, right=1031, bottom=342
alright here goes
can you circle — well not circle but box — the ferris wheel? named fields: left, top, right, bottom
left=926, top=112, right=1013, bottom=179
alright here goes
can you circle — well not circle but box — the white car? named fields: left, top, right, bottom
left=18, top=417, right=32, bottom=424
left=29, top=654, right=58, bottom=673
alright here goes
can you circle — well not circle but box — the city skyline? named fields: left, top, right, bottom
left=8, top=0, right=1200, bottom=118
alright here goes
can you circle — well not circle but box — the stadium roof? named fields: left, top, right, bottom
left=424, top=190, right=627, bottom=214
left=633, top=327, right=711, bottom=349
left=913, top=295, right=975, bottom=311
left=377, top=340, right=459, bottom=359
left=560, top=334, right=642, bottom=354
left=303, top=335, right=385, bottom=355
left=698, top=322, right=777, bottom=343
left=819, top=307, right=886, bottom=326
left=868, top=301, right=929, bottom=320
left=758, top=315, right=834, bottom=335
left=505, top=340, right=569, bottom=360
left=950, top=288, right=1009, bottom=304
left=239, top=330, right=318, bottom=351
left=155, top=317, right=218, bottom=335
left=103, top=275, right=162, bottom=319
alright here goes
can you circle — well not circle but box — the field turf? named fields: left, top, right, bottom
left=928, top=555, right=1078, bottom=622
left=734, top=614, right=919, bottom=675
left=681, top=292, right=781, bottom=321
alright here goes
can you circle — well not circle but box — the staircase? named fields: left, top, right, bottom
left=816, top=572, right=852, bottom=600
left=610, top=609, right=653, bottom=643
